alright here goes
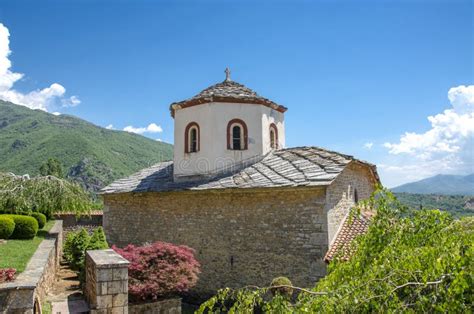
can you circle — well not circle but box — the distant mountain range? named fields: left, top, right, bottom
left=392, top=174, right=474, bottom=196
left=0, top=100, right=173, bottom=192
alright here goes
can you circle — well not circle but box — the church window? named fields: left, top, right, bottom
left=185, top=122, right=200, bottom=153
left=227, top=119, right=248, bottom=150
left=233, top=125, right=242, bottom=150
left=354, top=188, right=359, bottom=204
left=269, top=123, right=278, bottom=149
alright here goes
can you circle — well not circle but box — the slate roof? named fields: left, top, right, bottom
left=169, top=79, right=287, bottom=117
left=324, top=212, right=371, bottom=262
left=101, top=146, right=379, bottom=195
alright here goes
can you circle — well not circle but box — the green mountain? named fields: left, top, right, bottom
left=394, top=193, right=474, bottom=218
left=392, top=174, right=474, bottom=196
left=0, top=100, right=173, bottom=192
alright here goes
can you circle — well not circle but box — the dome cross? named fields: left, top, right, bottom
left=224, top=67, right=231, bottom=82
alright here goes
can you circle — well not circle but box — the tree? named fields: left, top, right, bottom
left=39, top=158, right=64, bottom=178
left=198, top=189, right=473, bottom=313
left=0, top=172, right=97, bottom=218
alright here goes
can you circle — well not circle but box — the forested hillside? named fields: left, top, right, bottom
left=0, top=100, right=173, bottom=192
left=395, top=193, right=474, bottom=217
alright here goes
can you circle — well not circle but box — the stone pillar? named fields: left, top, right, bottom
left=85, top=249, right=129, bottom=314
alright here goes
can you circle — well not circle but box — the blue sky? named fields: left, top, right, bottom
left=0, top=0, right=472, bottom=187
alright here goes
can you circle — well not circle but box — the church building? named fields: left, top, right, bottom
left=101, top=69, right=380, bottom=297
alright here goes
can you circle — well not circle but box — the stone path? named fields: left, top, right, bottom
left=47, top=260, right=89, bottom=314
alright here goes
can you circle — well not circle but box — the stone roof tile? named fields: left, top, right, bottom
left=169, top=79, right=287, bottom=117
left=101, top=146, right=379, bottom=195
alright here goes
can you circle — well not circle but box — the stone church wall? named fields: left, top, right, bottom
left=103, top=187, right=327, bottom=297
left=325, top=162, right=377, bottom=245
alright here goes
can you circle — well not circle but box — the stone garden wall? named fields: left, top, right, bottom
left=0, top=220, right=63, bottom=314
left=103, top=187, right=329, bottom=297
left=54, top=211, right=103, bottom=228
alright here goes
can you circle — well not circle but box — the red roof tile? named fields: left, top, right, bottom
left=324, top=211, right=371, bottom=262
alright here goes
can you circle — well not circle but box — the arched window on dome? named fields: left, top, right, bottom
left=269, top=123, right=278, bottom=149
left=185, top=122, right=200, bottom=153
left=227, top=119, right=248, bottom=150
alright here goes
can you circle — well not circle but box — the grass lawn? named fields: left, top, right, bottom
left=0, top=220, right=56, bottom=273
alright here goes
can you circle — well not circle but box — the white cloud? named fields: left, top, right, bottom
left=52, top=112, right=61, bottom=116
left=62, top=95, right=81, bottom=107
left=156, top=138, right=162, bottom=142
left=381, top=85, right=474, bottom=187
left=364, top=142, right=373, bottom=149
left=123, top=123, right=163, bottom=135
left=105, top=124, right=115, bottom=130
left=0, top=23, right=80, bottom=111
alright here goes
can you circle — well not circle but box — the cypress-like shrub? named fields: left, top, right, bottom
left=0, top=216, right=15, bottom=239
left=3, top=215, right=39, bottom=239
left=63, top=228, right=90, bottom=271
left=88, top=227, right=109, bottom=250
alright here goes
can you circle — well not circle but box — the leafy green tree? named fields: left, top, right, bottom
left=39, top=158, right=64, bottom=178
left=198, top=189, right=473, bottom=313
left=0, top=172, right=98, bottom=218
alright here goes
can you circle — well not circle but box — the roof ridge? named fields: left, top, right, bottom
left=101, top=147, right=380, bottom=195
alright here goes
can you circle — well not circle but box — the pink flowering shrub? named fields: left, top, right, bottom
left=0, top=268, right=16, bottom=283
left=113, top=241, right=200, bottom=301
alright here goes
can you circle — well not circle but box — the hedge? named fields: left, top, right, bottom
left=30, top=212, right=46, bottom=229
left=0, top=216, right=15, bottom=239
left=0, top=210, right=47, bottom=229
left=0, top=215, right=38, bottom=239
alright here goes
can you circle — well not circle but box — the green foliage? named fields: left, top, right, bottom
left=63, top=227, right=108, bottom=273
left=39, top=158, right=64, bottom=178
left=395, top=192, right=474, bottom=217
left=0, top=220, right=55, bottom=272
left=2, top=214, right=39, bottom=239
left=0, top=172, right=97, bottom=218
left=64, top=228, right=91, bottom=271
left=88, top=227, right=109, bottom=251
left=270, top=277, right=293, bottom=299
left=0, top=100, right=173, bottom=192
left=0, top=216, right=15, bottom=239
left=30, top=212, right=47, bottom=229
left=198, top=189, right=474, bottom=313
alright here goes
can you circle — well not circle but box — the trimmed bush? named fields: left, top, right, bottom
left=113, top=241, right=200, bottom=301
left=2, top=215, right=39, bottom=239
left=30, top=212, right=47, bottom=229
left=0, top=216, right=15, bottom=239
left=270, top=276, right=293, bottom=299
left=0, top=210, right=47, bottom=229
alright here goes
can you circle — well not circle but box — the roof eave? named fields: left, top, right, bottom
left=169, top=97, right=287, bottom=118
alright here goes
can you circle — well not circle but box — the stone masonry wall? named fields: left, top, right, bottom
left=85, top=249, right=129, bottom=314
left=103, top=187, right=328, bottom=297
left=325, top=162, right=377, bottom=245
left=0, top=220, right=63, bottom=314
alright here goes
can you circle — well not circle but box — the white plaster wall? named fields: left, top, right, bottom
left=173, top=102, right=285, bottom=178
left=261, top=107, right=285, bottom=154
